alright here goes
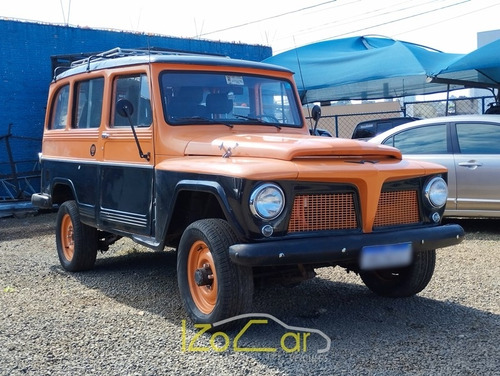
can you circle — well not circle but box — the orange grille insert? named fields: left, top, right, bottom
left=374, top=190, right=420, bottom=228
left=288, top=193, right=358, bottom=233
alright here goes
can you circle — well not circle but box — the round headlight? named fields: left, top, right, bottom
left=424, top=177, right=448, bottom=208
left=249, top=183, right=285, bottom=220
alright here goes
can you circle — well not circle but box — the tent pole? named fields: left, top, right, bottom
left=445, top=84, right=450, bottom=116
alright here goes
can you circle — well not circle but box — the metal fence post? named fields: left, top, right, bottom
left=334, top=115, right=339, bottom=137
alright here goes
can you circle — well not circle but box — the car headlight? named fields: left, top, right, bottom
left=424, top=177, right=448, bottom=208
left=249, top=183, right=285, bottom=220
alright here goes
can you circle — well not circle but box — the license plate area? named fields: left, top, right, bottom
left=360, top=242, right=413, bottom=270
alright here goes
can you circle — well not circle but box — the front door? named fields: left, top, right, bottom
left=98, top=72, right=155, bottom=236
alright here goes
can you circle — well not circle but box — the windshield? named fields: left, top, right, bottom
left=160, top=71, right=302, bottom=127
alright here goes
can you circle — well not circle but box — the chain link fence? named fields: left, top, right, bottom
left=306, top=95, right=497, bottom=138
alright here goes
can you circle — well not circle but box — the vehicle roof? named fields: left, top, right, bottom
left=355, top=116, right=419, bottom=126
left=54, top=52, right=293, bottom=80
left=368, top=114, right=500, bottom=144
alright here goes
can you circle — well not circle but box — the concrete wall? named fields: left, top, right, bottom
left=0, top=19, right=272, bottom=175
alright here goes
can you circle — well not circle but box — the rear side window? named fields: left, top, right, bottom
left=456, top=122, right=500, bottom=154
left=50, top=85, right=70, bottom=130
left=73, top=78, right=104, bottom=128
left=112, top=74, right=152, bottom=127
left=383, top=124, right=447, bottom=154
left=352, top=123, right=375, bottom=139
left=377, top=121, right=396, bottom=134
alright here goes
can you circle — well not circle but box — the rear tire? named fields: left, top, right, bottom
left=56, top=200, right=98, bottom=272
left=177, top=219, right=253, bottom=329
left=359, top=249, right=436, bottom=297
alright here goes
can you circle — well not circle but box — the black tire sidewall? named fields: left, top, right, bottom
left=177, top=219, right=253, bottom=326
left=55, top=200, right=98, bottom=272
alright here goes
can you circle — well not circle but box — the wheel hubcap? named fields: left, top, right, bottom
left=187, top=240, right=217, bottom=314
left=61, top=213, right=75, bottom=261
left=194, top=263, right=214, bottom=287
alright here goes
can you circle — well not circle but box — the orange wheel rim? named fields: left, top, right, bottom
left=60, top=213, right=75, bottom=261
left=187, top=240, right=218, bottom=314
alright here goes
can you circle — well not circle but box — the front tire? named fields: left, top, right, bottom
left=56, top=200, right=98, bottom=272
left=177, top=219, right=253, bottom=328
left=359, top=249, right=436, bottom=297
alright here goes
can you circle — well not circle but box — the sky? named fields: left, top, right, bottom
left=0, top=0, right=499, bottom=55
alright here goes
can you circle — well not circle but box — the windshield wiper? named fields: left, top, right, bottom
left=172, top=116, right=234, bottom=128
left=233, top=114, right=281, bottom=129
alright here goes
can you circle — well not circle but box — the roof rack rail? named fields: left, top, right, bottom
left=70, top=47, right=226, bottom=67
left=51, top=47, right=227, bottom=78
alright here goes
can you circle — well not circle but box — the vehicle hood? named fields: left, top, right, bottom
left=183, top=133, right=402, bottom=160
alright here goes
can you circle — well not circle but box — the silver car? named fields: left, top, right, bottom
left=369, top=115, right=500, bottom=218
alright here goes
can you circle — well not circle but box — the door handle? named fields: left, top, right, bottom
left=458, top=160, right=483, bottom=169
left=101, top=132, right=110, bottom=139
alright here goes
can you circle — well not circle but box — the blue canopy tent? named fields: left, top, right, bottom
left=263, top=36, right=500, bottom=104
left=428, top=38, right=500, bottom=93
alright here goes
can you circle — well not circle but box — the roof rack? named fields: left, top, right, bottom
left=51, top=47, right=227, bottom=78
left=70, top=47, right=226, bottom=68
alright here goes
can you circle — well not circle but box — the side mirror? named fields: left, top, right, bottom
left=115, top=99, right=150, bottom=161
left=310, top=105, right=322, bottom=135
left=116, top=99, right=134, bottom=118
left=311, top=105, right=321, bottom=122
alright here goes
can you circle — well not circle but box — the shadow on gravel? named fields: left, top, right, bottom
left=62, top=248, right=499, bottom=374
left=57, top=250, right=181, bottom=319
left=443, top=217, right=500, bottom=235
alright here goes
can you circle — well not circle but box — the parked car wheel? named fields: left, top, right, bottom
left=359, top=249, right=436, bottom=297
left=177, top=219, right=253, bottom=328
left=56, top=200, right=98, bottom=271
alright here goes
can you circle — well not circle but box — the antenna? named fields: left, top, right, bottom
left=67, top=0, right=72, bottom=25
left=293, top=37, right=313, bottom=129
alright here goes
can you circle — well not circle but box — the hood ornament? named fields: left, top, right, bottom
left=219, top=142, right=239, bottom=158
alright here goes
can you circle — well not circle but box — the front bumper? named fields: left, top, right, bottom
left=229, top=224, right=464, bottom=267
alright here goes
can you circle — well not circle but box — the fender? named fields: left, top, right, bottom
left=154, top=177, right=245, bottom=250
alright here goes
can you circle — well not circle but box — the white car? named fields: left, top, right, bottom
left=369, top=115, right=500, bottom=218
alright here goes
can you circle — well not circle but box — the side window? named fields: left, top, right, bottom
left=382, top=136, right=394, bottom=147
left=456, top=122, right=500, bottom=154
left=73, top=78, right=104, bottom=128
left=50, top=85, right=70, bottom=129
left=112, top=74, right=152, bottom=127
left=388, top=124, right=447, bottom=154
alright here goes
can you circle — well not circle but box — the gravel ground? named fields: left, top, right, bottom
left=1, top=212, right=499, bottom=376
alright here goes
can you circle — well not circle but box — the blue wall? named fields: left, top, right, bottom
left=0, top=19, right=272, bottom=177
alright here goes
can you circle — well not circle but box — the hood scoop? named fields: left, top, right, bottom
left=184, top=133, right=402, bottom=161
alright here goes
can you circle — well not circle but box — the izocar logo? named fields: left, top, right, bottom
left=181, top=313, right=331, bottom=354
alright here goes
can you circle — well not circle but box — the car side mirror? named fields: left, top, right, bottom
left=311, top=105, right=321, bottom=122
left=310, top=105, right=322, bottom=135
left=115, top=98, right=150, bottom=161
left=116, top=99, right=134, bottom=118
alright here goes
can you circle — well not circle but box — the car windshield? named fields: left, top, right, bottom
left=160, top=71, right=302, bottom=127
